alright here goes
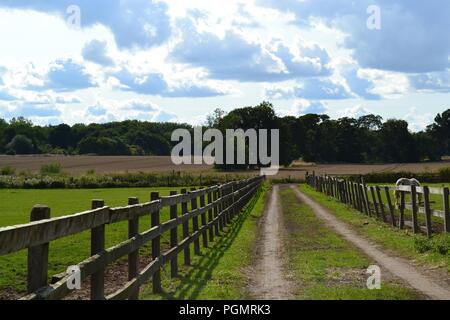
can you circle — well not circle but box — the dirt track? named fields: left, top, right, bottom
left=291, top=185, right=450, bottom=300
left=250, top=185, right=293, bottom=299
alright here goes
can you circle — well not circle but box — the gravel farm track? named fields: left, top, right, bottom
left=2, top=155, right=450, bottom=179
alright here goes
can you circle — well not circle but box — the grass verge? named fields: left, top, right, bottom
left=280, top=186, right=420, bottom=300
left=300, top=184, right=450, bottom=272
left=141, top=183, right=269, bottom=300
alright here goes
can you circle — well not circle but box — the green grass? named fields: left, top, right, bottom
left=0, top=187, right=190, bottom=293
left=366, top=183, right=447, bottom=226
left=279, top=187, right=420, bottom=300
left=300, top=184, right=450, bottom=272
left=141, top=183, right=269, bottom=300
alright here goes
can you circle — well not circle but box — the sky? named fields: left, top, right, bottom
left=0, top=0, right=449, bottom=131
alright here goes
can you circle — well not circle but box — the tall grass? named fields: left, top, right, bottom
left=0, top=171, right=253, bottom=189
left=40, top=162, right=63, bottom=175
left=0, top=166, right=15, bottom=176
left=351, top=167, right=450, bottom=183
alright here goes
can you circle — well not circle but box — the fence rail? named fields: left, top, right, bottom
left=305, top=172, right=450, bottom=237
left=0, top=176, right=264, bottom=300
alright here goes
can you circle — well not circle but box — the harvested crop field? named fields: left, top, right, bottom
left=1, top=156, right=450, bottom=179
left=0, top=155, right=212, bottom=175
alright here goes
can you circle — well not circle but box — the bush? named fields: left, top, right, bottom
left=5, top=149, right=15, bottom=155
left=414, top=237, right=433, bottom=253
left=40, top=163, right=63, bottom=175
left=0, top=166, right=15, bottom=176
left=414, top=235, right=450, bottom=255
left=438, top=167, right=450, bottom=181
left=433, top=235, right=450, bottom=255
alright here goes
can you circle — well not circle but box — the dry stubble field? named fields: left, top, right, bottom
left=1, top=155, right=450, bottom=179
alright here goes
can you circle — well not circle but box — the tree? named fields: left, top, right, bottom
left=6, top=134, right=34, bottom=154
left=378, top=120, right=419, bottom=163
left=206, top=108, right=226, bottom=128
left=427, top=109, right=450, bottom=156
left=78, top=136, right=130, bottom=155
left=49, top=124, right=74, bottom=149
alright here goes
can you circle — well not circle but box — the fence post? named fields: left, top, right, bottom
left=348, top=181, right=352, bottom=204
left=375, top=186, right=387, bottom=222
left=443, top=187, right=450, bottom=233
left=349, top=182, right=356, bottom=208
left=226, top=185, right=232, bottom=224
left=127, top=197, right=139, bottom=300
left=91, top=199, right=105, bottom=300
left=363, top=185, right=371, bottom=216
left=218, top=187, right=224, bottom=232
left=411, top=186, right=419, bottom=234
left=181, top=189, right=190, bottom=265
left=423, top=186, right=433, bottom=238
left=370, top=187, right=380, bottom=218
left=213, top=188, right=220, bottom=236
left=199, top=192, right=208, bottom=248
left=399, top=191, right=406, bottom=229
left=231, top=182, right=237, bottom=219
left=169, top=191, right=178, bottom=278
left=353, top=183, right=360, bottom=211
left=384, top=187, right=397, bottom=227
left=27, top=205, right=51, bottom=294
left=150, top=192, right=161, bottom=293
left=207, top=190, right=214, bottom=242
left=190, top=188, right=201, bottom=256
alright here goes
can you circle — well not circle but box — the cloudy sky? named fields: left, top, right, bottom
left=0, top=0, right=449, bottom=130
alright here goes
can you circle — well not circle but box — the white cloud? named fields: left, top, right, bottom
left=84, top=99, right=177, bottom=123
left=410, top=71, right=450, bottom=93
left=294, top=99, right=328, bottom=115
left=82, top=40, right=115, bottom=66
left=170, top=18, right=331, bottom=82
left=404, top=107, right=435, bottom=132
left=0, top=1, right=172, bottom=49
left=265, top=78, right=350, bottom=100
left=335, top=105, right=372, bottom=119
left=260, top=0, right=450, bottom=73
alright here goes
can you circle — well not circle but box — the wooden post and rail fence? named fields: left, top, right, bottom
left=0, top=176, right=264, bottom=300
left=305, top=172, right=450, bottom=238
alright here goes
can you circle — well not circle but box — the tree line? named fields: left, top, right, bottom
left=1, top=102, right=450, bottom=166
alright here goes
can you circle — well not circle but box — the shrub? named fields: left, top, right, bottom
left=438, top=167, right=450, bottom=182
left=432, top=235, right=450, bottom=255
left=414, top=237, right=433, bottom=253
left=40, top=162, right=63, bottom=175
left=0, top=166, right=15, bottom=176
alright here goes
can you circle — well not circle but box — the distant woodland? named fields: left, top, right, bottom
left=2, top=101, right=450, bottom=167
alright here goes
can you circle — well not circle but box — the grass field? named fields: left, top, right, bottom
left=300, top=184, right=450, bottom=272
left=279, top=187, right=421, bottom=300
left=0, top=187, right=195, bottom=295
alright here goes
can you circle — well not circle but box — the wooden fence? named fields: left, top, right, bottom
left=305, top=172, right=450, bottom=238
left=0, top=176, right=264, bottom=300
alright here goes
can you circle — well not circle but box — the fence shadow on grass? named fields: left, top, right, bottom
left=158, top=188, right=263, bottom=300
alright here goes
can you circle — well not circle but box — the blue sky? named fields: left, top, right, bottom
left=0, top=0, right=449, bottom=131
